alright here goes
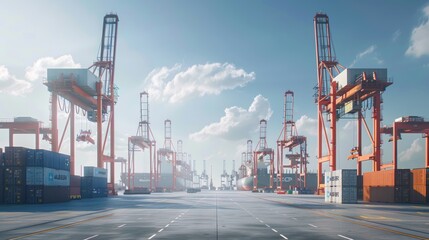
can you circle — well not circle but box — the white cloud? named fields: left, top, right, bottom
left=0, top=65, right=32, bottom=96
left=399, top=138, right=422, bottom=161
left=25, top=54, right=81, bottom=82
left=0, top=55, right=80, bottom=96
left=350, top=45, right=377, bottom=67
left=189, top=95, right=272, bottom=141
left=406, top=5, right=429, bottom=58
left=295, top=115, right=317, bottom=136
left=144, top=63, right=255, bottom=103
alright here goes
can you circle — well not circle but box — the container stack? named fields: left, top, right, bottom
left=2, top=147, right=31, bottom=204
left=411, top=168, right=429, bottom=203
left=26, top=149, right=70, bottom=204
left=1, top=147, right=71, bottom=204
left=70, top=175, right=82, bottom=200
left=81, top=166, right=108, bottom=198
left=325, top=169, right=357, bottom=204
left=363, top=169, right=411, bottom=203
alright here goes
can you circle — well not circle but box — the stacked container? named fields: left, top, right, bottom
left=411, top=168, right=429, bottom=203
left=81, top=166, right=107, bottom=198
left=1, top=147, right=70, bottom=204
left=325, top=169, right=357, bottom=204
left=26, top=149, right=70, bottom=204
left=363, top=169, right=411, bottom=203
left=70, top=175, right=82, bottom=200
left=2, top=147, right=30, bottom=204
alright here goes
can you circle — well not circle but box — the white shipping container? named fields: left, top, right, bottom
left=325, top=185, right=334, bottom=203
left=326, top=169, right=357, bottom=187
left=47, top=68, right=99, bottom=96
left=328, top=186, right=357, bottom=204
left=333, top=68, right=387, bottom=91
left=84, top=166, right=107, bottom=178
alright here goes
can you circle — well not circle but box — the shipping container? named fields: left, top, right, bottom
left=325, top=169, right=357, bottom=187
left=411, top=168, right=429, bottom=203
left=363, top=169, right=411, bottom=203
left=81, top=176, right=107, bottom=198
left=412, top=168, right=429, bottom=186
left=333, top=68, right=387, bottom=91
left=363, top=169, right=410, bottom=187
left=35, top=149, right=54, bottom=169
left=84, top=166, right=107, bottom=178
left=3, top=185, right=25, bottom=204
left=3, top=147, right=32, bottom=167
left=70, top=175, right=81, bottom=200
left=26, top=185, right=70, bottom=204
left=325, top=185, right=357, bottom=204
left=26, top=167, right=70, bottom=186
left=47, top=68, right=99, bottom=96
left=3, top=167, right=26, bottom=185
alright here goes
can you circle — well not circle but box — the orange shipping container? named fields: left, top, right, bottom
left=411, top=168, right=429, bottom=186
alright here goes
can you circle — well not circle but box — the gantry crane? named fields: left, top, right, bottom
left=156, top=120, right=177, bottom=191
left=276, top=91, right=308, bottom=190
left=46, top=14, right=119, bottom=194
left=381, top=116, right=429, bottom=169
left=127, top=91, right=156, bottom=192
left=0, top=117, right=51, bottom=149
left=314, top=13, right=391, bottom=193
left=253, top=120, right=275, bottom=191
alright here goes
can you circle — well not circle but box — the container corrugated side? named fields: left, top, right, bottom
left=3, top=147, right=29, bottom=167
left=26, top=167, right=44, bottom=185
left=3, top=185, right=25, bottom=204
left=3, top=167, right=26, bottom=185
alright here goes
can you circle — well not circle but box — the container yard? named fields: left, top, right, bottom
left=1, top=1, right=429, bottom=240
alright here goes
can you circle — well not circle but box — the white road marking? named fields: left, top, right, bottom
left=165, top=224, right=170, bottom=228
left=265, top=224, right=271, bottom=228
left=83, top=235, right=99, bottom=240
left=158, top=229, right=164, bottom=233
left=259, top=220, right=264, bottom=223
left=148, top=234, right=156, bottom=240
left=171, top=220, right=175, bottom=223
left=175, top=217, right=179, bottom=220
left=308, top=224, right=318, bottom=228
left=280, top=234, right=288, bottom=239
left=271, top=228, right=278, bottom=233
left=338, top=234, right=354, bottom=240
left=292, top=217, right=297, bottom=220
left=117, top=224, right=126, bottom=228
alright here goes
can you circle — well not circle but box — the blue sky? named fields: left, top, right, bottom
left=0, top=1, right=428, bottom=186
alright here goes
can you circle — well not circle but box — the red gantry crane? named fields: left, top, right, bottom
left=127, top=92, right=156, bottom=192
left=253, top=120, right=275, bottom=191
left=314, top=13, right=391, bottom=193
left=156, top=120, right=177, bottom=191
left=276, top=91, right=308, bottom=190
left=46, top=14, right=119, bottom=194
left=0, top=117, right=51, bottom=149
left=381, top=116, right=429, bottom=169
